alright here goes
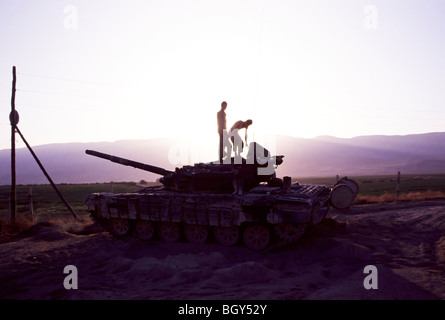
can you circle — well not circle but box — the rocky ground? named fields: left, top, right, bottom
left=0, top=199, right=444, bottom=300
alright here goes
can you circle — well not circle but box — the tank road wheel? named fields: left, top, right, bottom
left=184, top=224, right=208, bottom=244
left=158, top=222, right=180, bottom=243
left=135, top=220, right=155, bottom=241
left=109, top=218, right=131, bottom=237
left=243, top=224, right=271, bottom=250
left=213, top=226, right=240, bottom=246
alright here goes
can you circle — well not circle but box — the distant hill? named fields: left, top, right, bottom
left=0, top=139, right=176, bottom=185
left=276, top=132, right=445, bottom=177
left=1, top=132, right=445, bottom=184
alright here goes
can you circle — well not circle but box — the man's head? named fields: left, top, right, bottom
left=245, top=119, right=253, bottom=127
left=221, top=101, right=227, bottom=110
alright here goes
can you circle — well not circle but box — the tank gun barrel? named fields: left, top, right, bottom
left=85, top=149, right=173, bottom=176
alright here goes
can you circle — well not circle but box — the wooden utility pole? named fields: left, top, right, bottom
left=8, top=66, right=78, bottom=222
left=10, top=66, right=17, bottom=225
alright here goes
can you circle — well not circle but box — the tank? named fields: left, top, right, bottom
left=84, top=143, right=358, bottom=250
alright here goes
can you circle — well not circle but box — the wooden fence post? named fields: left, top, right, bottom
left=396, top=171, right=401, bottom=203
left=28, top=187, right=34, bottom=221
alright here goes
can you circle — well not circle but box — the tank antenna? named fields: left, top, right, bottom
left=253, top=1, right=264, bottom=145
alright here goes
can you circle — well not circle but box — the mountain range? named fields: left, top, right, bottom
left=1, top=132, right=445, bottom=185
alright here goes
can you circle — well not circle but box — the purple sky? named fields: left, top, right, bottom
left=1, top=0, right=444, bottom=154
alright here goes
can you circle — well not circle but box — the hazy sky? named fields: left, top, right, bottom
left=1, top=0, right=444, bottom=156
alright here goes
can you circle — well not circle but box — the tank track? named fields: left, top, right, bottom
left=90, top=209, right=313, bottom=250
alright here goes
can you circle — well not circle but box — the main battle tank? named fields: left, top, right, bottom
left=84, top=143, right=358, bottom=250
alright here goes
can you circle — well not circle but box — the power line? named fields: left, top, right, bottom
left=12, top=69, right=150, bottom=93
left=0, top=66, right=101, bottom=84
left=19, top=103, right=102, bottom=111
left=16, top=71, right=114, bottom=86
left=16, top=88, right=118, bottom=100
left=1, top=68, right=124, bottom=93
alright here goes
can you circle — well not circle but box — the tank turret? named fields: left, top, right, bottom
left=86, top=142, right=284, bottom=193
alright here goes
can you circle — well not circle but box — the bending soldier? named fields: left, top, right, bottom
left=229, top=119, right=253, bottom=195
left=229, top=119, right=253, bottom=160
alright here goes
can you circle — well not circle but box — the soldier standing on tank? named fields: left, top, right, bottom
left=217, top=101, right=229, bottom=163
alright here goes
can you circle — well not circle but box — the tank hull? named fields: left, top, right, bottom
left=85, top=182, right=335, bottom=250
